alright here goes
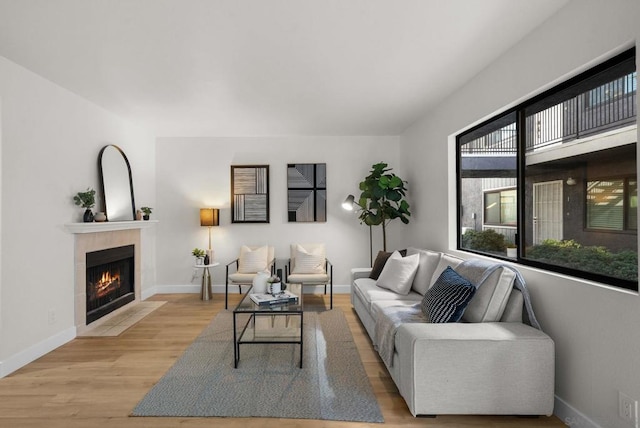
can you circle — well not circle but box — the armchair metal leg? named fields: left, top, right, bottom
left=330, top=282, right=333, bottom=309
left=329, top=264, right=333, bottom=309
left=225, top=281, right=229, bottom=309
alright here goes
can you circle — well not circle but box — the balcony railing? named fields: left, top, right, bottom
left=461, top=72, right=637, bottom=156
left=460, top=124, right=516, bottom=155
left=526, top=72, right=637, bottom=151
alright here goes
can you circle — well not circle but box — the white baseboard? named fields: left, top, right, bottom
left=146, top=284, right=201, bottom=295
left=0, top=327, right=76, bottom=378
left=554, top=395, right=604, bottom=428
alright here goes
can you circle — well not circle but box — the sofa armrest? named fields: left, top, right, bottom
left=351, top=267, right=372, bottom=282
left=394, top=322, right=555, bottom=416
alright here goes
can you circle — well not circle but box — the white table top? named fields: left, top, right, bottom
left=193, top=262, right=220, bottom=268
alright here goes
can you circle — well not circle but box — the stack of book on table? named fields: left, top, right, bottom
left=250, top=290, right=299, bottom=306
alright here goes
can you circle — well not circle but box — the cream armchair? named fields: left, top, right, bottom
left=225, top=245, right=275, bottom=309
left=285, top=243, right=333, bottom=309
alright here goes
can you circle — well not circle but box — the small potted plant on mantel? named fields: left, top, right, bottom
left=140, top=206, right=153, bottom=220
left=73, top=188, right=96, bottom=222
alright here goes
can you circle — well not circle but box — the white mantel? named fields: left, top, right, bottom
left=65, top=220, right=158, bottom=234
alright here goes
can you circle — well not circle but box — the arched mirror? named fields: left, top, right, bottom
left=99, top=145, right=136, bottom=221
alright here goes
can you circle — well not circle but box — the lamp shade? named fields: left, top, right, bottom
left=342, top=194, right=356, bottom=211
left=200, top=208, right=219, bottom=227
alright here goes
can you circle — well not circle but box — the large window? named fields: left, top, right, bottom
left=457, top=48, right=637, bottom=290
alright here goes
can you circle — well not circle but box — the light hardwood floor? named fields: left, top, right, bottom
left=0, top=293, right=565, bottom=427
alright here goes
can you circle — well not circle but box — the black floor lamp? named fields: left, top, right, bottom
left=342, top=194, right=373, bottom=267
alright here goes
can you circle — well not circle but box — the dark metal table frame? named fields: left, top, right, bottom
left=233, top=284, right=304, bottom=368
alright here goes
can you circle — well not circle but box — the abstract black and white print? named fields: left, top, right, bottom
left=287, top=163, right=326, bottom=222
left=231, top=165, right=269, bottom=223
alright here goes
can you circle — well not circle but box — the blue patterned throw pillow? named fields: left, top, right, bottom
left=422, top=266, right=476, bottom=323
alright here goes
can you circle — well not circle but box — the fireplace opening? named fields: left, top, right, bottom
left=86, top=245, right=135, bottom=324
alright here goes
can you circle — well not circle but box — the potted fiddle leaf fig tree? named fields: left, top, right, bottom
left=357, top=162, right=410, bottom=251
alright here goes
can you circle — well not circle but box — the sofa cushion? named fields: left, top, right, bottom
left=228, top=272, right=259, bottom=283
left=406, top=247, right=442, bottom=295
left=376, top=251, right=420, bottom=295
left=353, top=277, right=423, bottom=311
left=429, top=253, right=464, bottom=288
left=371, top=300, right=422, bottom=323
left=287, top=273, right=330, bottom=283
left=500, top=288, right=524, bottom=323
left=460, top=266, right=517, bottom=323
left=422, top=266, right=476, bottom=323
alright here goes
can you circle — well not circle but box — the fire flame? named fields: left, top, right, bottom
left=95, top=270, right=121, bottom=298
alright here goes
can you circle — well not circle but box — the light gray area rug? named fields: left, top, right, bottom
left=131, top=309, right=384, bottom=423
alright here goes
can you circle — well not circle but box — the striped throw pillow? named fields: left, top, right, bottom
left=238, top=246, right=268, bottom=273
left=292, top=246, right=325, bottom=274
left=422, top=266, right=476, bottom=323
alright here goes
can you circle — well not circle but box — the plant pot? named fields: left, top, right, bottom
left=269, top=282, right=282, bottom=295
left=83, top=208, right=94, bottom=223
left=143, top=215, right=150, bottom=221
left=195, top=257, right=204, bottom=265
left=506, top=247, right=517, bottom=258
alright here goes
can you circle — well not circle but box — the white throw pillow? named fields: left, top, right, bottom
left=292, top=245, right=325, bottom=274
left=238, top=245, right=268, bottom=273
left=406, top=247, right=442, bottom=295
left=376, top=251, right=420, bottom=295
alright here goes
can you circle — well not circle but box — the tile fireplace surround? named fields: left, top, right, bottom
left=66, top=221, right=155, bottom=335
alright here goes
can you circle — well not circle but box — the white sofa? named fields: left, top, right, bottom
left=350, top=247, right=555, bottom=417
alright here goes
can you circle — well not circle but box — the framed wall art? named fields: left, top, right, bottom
left=231, top=165, right=269, bottom=223
left=287, top=163, right=326, bottom=222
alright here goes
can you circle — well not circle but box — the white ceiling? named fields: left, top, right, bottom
left=0, top=0, right=569, bottom=137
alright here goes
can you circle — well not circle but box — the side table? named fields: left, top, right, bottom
left=193, top=263, right=219, bottom=300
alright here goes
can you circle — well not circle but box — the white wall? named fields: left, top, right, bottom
left=0, top=56, right=156, bottom=375
left=155, top=136, right=403, bottom=290
left=400, top=0, right=640, bottom=426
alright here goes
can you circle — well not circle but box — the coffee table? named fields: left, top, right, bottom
left=233, top=283, right=304, bottom=368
